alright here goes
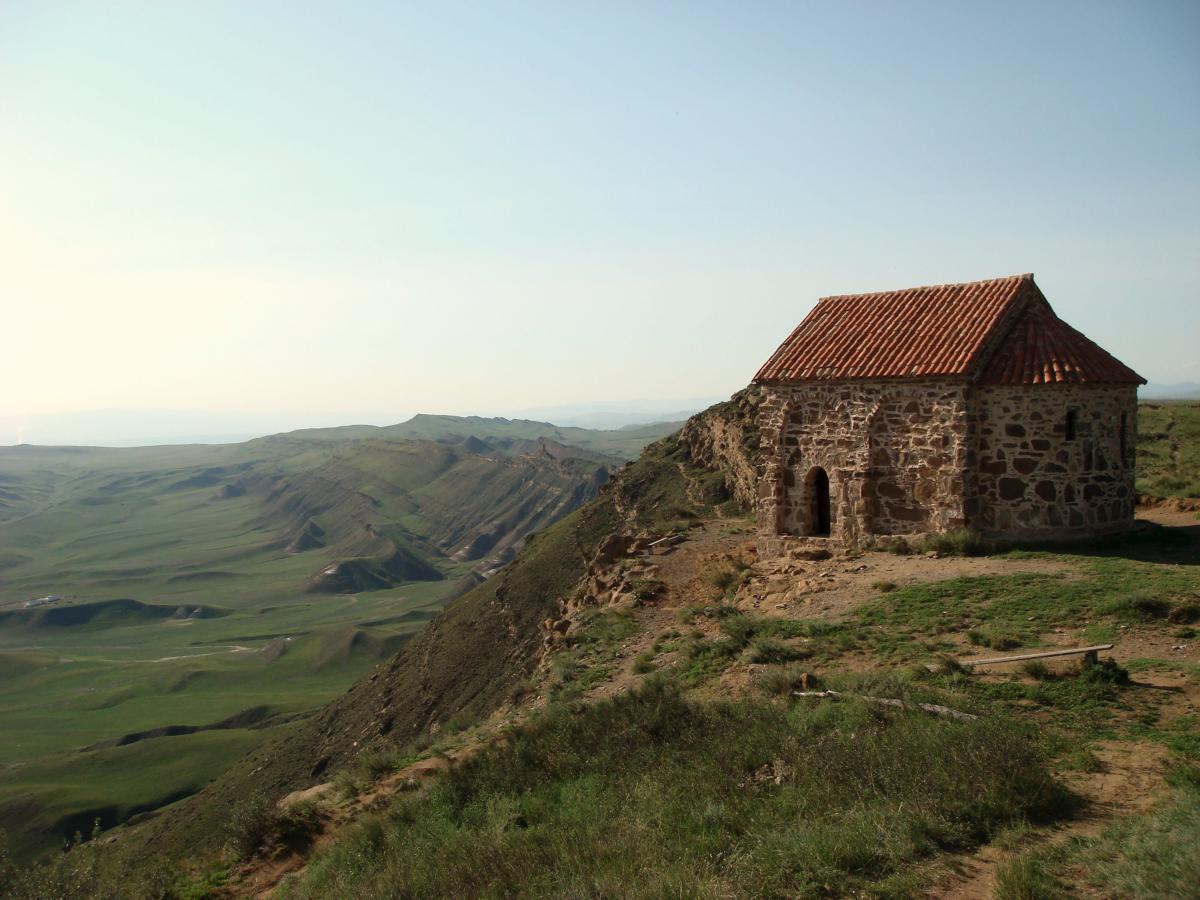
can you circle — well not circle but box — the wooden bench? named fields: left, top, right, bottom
left=960, top=643, right=1114, bottom=668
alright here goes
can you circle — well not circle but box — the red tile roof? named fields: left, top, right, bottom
left=753, top=274, right=1144, bottom=385
left=979, top=295, right=1145, bottom=385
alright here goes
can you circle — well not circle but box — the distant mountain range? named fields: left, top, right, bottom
left=0, top=404, right=708, bottom=447
left=1142, top=381, right=1200, bottom=400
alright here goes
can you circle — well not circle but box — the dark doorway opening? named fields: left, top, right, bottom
left=807, top=467, right=831, bottom=535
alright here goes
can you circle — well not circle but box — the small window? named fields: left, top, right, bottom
left=1065, top=410, right=1077, bottom=442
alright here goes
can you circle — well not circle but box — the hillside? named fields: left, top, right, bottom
left=1138, top=401, right=1200, bottom=499
left=0, top=418, right=661, bottom=860
left=4, top=396, right=1199, bottom=898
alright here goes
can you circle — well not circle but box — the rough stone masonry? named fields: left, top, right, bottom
left=749, top=274, right=1144, bottom=555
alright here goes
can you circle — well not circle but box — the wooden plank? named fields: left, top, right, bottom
left=960, top=644, right=1114, bottom=667
left=648, top=533, right=685, bottom=548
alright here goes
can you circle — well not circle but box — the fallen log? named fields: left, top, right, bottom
left=792, top=689, right=978, bottom=721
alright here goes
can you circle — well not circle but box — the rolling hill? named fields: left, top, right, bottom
left=0, top=416, right=678, bottom=859
left=3, top=398, right=1200, bottom=898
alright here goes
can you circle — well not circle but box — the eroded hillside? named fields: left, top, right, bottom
left=0, top=419, right=653, bottom=861
left=5, top=396, right=1199, bottom=899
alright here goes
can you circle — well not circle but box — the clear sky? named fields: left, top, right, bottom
left=2, top=1, right=1198, bottom=444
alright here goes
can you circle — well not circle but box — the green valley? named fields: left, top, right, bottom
left=0, top=415, right=679, bottom=858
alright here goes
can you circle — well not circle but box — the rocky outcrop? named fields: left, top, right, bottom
left=680, top=387, right=762, bottom=510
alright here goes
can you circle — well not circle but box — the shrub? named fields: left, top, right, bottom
left=886, top=538, right=913, bottom=555
left=707, top=567, right=738, bottom=597
left=744, top=636, right=809, bottom=665
left=679, top=603, right=739, bottom=624
left=967, top=628, right=1022, bottom=651
left=922, top=528, right=988, bottom=556
left=224, top=793, right=285, bottom=860
left=334, top=769, right=369, bottom=802
left=1080, top=658, right=1130, bottom=686
left=1167, top=602, right=1200, bottom=625
left=508, top=679, right=535, bottom=704
left=443, top=709, right=476, bottom=735
left=632, top=653, right=656, bottom=674
left=932, top=654, right=968, bottom=676
left=356, top=748, right=405, bottom=780
left=1021, top=660, right=1051, bottom=680
left=629, top=578, right=666, bottom=603
left=994, top=853, right=1064, bottom=899
left=871, top=580, right=898, bottom=593
left=1102, top=592, right=1172, bottom=621
left=1060, top=747, right=1103, bottom=773
left=757, top=664, right=816, bottom=695
left=719, top=614, right=759, bottom=649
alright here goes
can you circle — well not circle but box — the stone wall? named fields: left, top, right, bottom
left=680, top=387, right=761, bottom=511
left=756, top=380, right=970, bottom=552
left=971, top=384, right=1138, bottom=537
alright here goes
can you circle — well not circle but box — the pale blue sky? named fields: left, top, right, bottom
left=1, top=1, right=1198, bottom=443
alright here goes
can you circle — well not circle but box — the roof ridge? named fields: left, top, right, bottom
left=817, top=273, right=1032, bottom=304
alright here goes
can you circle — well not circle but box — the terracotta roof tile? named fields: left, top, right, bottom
left=753, top=273, right=1144, bottom=385
left=753, top=274, right=1029, bottom=382
left=979, top=297, right=1145, bottom=385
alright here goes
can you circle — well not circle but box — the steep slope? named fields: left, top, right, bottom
left=89, top=402, right=753, bottom=874
left=10, top=391, right=1200, bottom=899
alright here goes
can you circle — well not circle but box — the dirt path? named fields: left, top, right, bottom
left=929, top=736, right=1175, bottom=899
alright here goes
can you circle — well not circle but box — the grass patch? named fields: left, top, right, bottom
left=922, top=528, right=989, bottom=556
left=854, top=552, right=1199, bottom=664
left=968, top=627, right=1025, bottom=651
left=632, top=653, right=656, bottom=674
left=283, top=678, right=1068, bottom=899
left=1021, top=660, right=1052, bottom=679
left=1137, top=401, right=1200, bottom=499
left=1058, top=763, right=1200, bottom=898
left=757, top=664, right=817, bottom=696
left=706, top=567, right=739, bottom=597
left=994, top=853, right=1065, bottom=899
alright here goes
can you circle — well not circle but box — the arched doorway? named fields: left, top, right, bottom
left=806, top=467, right=831, bottom=535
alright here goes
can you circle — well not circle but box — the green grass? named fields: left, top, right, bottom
left=854, top=550, right=1199, bottom=663
left=1137, top=401, right=1200, bottom=498
left=279, top=678, right=1066, bottom=899
left=0, top=424, right=658, bottom=860
left=1073, top=764, right=1200, bottom=898
left=997, top=764, right=1200, bottom=900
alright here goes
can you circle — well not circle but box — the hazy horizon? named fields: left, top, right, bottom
left=3, top=2, right=1198, bottom=444
left=0, top=397, right=720, bottom=447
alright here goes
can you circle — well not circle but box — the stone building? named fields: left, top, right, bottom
left=752, top=273, right=1144, bottom=551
